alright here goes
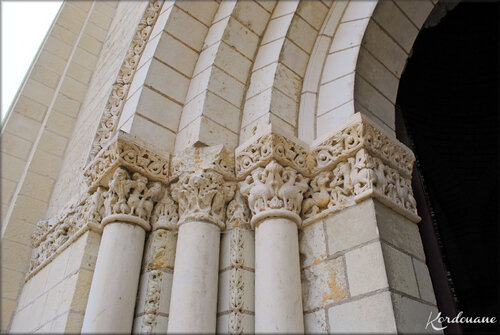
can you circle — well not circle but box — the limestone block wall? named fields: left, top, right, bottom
left=9, top=231, right=100, bottom=333
left=300, top=199, right=439, bottom=333
left=47, top=1, right=148, bottom=217
left=1, top=1, right=118, bottom=330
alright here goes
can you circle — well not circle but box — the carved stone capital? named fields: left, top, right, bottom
left=102, top=167, right=163, bottom=230
left=235, top=113, right=419, bottom=226
left=171, top=144, right=235, bottom=181
left=170, top=145, right=236, bottom=229
left=171, top=170, right=235, bottom=229
left=239, top=160, right=309, bottom=228
left=226, top=190, right=251, bottom=229
left=150, top=190, right=178, bottom=231
left=84, top=131, right=170, bottom=192
left=235, top=126, right=312, bottom=179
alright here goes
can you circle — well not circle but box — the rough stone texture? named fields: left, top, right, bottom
left=324, top=199, right=378, bottom=256
left=381, top=242, right=419, bottom=298
left=299, top=220, right=327, bottom=269
left=304, top=309, right=329, bottom=334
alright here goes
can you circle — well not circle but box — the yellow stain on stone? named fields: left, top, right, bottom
left=322, top=272, right=347, bottom=303
left=312, top=253, right=327, bottom=266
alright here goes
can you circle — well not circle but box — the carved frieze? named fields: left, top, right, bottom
left=88, top=1, right=164, bottom=161
left=239, top=160, right=309, bottom=227
left=235, top=113, right=419, bottom=225
left=28, top=188, right=106, bottom=278
left=85, top=131, right=170, bottom=191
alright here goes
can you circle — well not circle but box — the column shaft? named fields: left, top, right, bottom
left=255, top=218, right=304, bottom=332
left=82, top=222, right=145, bottom=333
left=167, top=221, right=221, bottom=333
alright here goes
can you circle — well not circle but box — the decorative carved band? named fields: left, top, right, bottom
left=311, top=113, right=414, bottom=177
left=239, top=160, right=309, bottom=228
left=302, top=149, right=419, bottom=225
left=29, top=165, right=169, bottom=280
left=88, top=1, right=164, bottom=161
left=170, top=146, right=236, bottom=229
left=84, top=131, right=170, bottom=191
left=236, top=113, right=419, bottom=225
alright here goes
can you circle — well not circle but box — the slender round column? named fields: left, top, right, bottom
left=167, top=221, right=221, bottom=332
left=239, top=160, right=309, bottom=333
left=167, top=167, right=235, bottom=333
left=81, top=221, right=146, bottom=333
left=81, top=167, right=162, bottom=333
left=255, top=217, right=303, bottom=332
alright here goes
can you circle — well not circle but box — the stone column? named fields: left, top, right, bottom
left=133, top=190, right=179, bottom=333
left=240, top=160, right=309, bottom=333
left=82, top=167, right=162, bottom=333
left=167, top=146, right=236, bottom=333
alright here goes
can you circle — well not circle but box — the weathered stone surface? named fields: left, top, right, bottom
left=304, top=309, right=329, bottom=334
left=302, top=257, right=348, bottom=311
left=299, top=220, right=327, bottom=268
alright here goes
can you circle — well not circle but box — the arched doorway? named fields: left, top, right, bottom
left=396, top=2, right=498, bottom=333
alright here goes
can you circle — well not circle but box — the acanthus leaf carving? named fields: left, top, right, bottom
left=171, top=170, right=235, bottom=228
left=150, top=190, right=178, bottom=231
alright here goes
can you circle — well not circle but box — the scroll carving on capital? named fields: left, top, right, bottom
left=85, top=131, right=170, bottom=191
left=102, top=167, right=163, bottom=228
left=239, top=160, right=309, bottom=227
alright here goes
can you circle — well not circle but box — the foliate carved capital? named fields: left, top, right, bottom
left=171, top=170, right=235, bottom=229
left=239, top=160, right=309, bottom=228
left=170, top=145, right=236, bottom=229
left=102, top=167, right=163, bottom=229
left=84, top=131, right=170, bottom=191
left=150, top=190, right=178, bottom=231
left=226, top=190, right=251, bottom=229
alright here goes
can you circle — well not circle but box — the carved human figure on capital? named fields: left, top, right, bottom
left=104, top=167, right=162, bottom=221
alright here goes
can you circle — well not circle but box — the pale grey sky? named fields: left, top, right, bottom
left=1, top=0, right=63, bottom=121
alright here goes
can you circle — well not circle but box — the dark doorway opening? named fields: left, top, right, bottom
left=396, top=2, right=498, bottom=334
